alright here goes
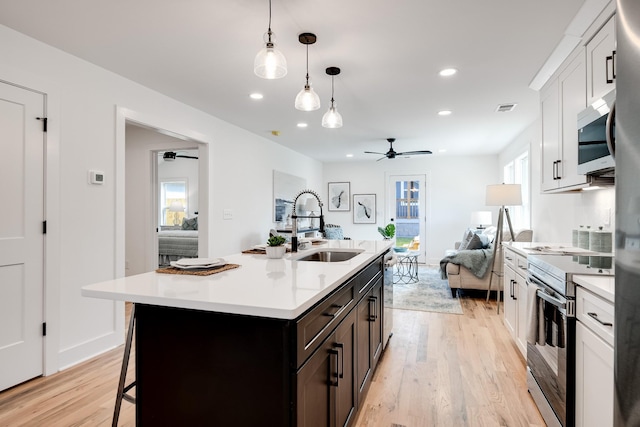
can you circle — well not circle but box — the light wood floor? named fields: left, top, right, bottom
left=0, top=298, right=544, bottom=427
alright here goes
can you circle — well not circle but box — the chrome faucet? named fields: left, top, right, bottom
left=291, top=189, right=325, bottom=252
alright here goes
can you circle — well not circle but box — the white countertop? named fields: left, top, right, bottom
left=82, top=239, right=393, bottom=320
left=573, top=275, right=615, bottom=303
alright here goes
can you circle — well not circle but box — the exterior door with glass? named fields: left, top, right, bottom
left=387, top=174, right=426, bottom=263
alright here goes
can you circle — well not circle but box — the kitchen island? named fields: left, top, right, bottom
left=82, top=239, right=392, bottom=426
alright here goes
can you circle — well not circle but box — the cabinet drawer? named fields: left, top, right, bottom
left=295, top=278, right=356, bottom=368
left=576, top=286, right=614, bottom=347
left=356, top=257, right=383, bottom=301
left=515, top=254, right=528, bottom=277
left=503, top=248, right=517, bottom=269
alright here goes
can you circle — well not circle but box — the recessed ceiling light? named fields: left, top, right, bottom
left=439, top=68, right=457, bottom=77
left=297, top=123, right=308, bottom=128
left=346, top=154, right=353, bottom=158
left=438, top=110, right=452, bottom=116
left=249, top=93, right=263, bottom=100
left=438, top=149, right=447, bottom=153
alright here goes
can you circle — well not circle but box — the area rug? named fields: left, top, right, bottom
left=390, top=266, right=463, bottom=314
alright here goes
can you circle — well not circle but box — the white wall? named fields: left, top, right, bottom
left=499, top=120, right=615, bottom=244
left=323, top=155, right=500, bottom=265
left=0, top=24, right=322, bottom=372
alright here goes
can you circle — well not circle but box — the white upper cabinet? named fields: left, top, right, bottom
left=540, top=50, right=588, bottom=192
left=586, top=15, right=617, bottom=105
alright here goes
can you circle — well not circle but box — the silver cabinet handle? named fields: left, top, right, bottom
left=588, top=312, right=613, bottom=327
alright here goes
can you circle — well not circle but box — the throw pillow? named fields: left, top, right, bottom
left=457, top=229, right=474, bottom=250
left=465, top=233, right=484, bottom=250
left=181, top=217, right=198, bottom=230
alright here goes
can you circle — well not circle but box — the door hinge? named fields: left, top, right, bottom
left=43, top=221, right=47, bottom=234
left=42, top=322, right=47, bottom=336
left=36, top=117, right=48, bottom=132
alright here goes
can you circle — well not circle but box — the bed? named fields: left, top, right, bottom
left=158, top=229, right=198, bottom=265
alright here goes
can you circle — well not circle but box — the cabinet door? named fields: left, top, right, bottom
left=356, top=289, right=373, bottom=401
left=558, top=50, right=588, bottom=189
left=515, top=274, right=528, bottom=357
left=370, top=277, right=383, bottom=370
left=586, top=15, right=616, bottom=104
left=540, top=79, right=561, bottom=191
left=503, top=265, right=516, bottom=337
left=296, top=334, right=335, bottom=427
left=575, top=321, right=614, bottom=427
left=334, top=308, right=357, bottom=427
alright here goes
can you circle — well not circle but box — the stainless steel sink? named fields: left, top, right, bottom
left=295, top=250, right=362, bottom=262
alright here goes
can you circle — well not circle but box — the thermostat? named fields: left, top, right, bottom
left=89, top=170, right=105, bottom=185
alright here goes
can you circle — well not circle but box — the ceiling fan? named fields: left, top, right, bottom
left=364, top=138, right=432, bottom=161
left=162, top=151, right=198, bottom=161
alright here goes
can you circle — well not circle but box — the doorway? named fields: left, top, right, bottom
left=124, top=123, right=202, bottom=276
left=387, top=174, right=426, bottom=263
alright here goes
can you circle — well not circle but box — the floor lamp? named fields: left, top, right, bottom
left=485, top=184, right=522, bottom=309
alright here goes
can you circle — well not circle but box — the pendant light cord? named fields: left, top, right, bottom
left=305, top=45, right=310, bottom=85
left=330, top=76, right=335, bottom=105
left=267, top=0, right=273, bottom=41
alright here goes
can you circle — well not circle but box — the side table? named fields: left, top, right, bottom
left=393, top=251, right=419, bottom=284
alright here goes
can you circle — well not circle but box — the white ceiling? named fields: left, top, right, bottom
left=0, top=0, right=587, bottom=162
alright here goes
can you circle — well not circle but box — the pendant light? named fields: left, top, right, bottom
left=254, top=0, right=287, bottom=79
left=294, top=33, right=321, bottom=111
left=322, top=67, right=343, bottom=128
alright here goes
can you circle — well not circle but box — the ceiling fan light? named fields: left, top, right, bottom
left=295, top=84, right=321, bottom=111
left=254, top=32, right=287, bottom=79
left=322, top=103, right=343, bottom=128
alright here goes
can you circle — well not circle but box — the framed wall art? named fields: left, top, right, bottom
left=353, top=194, right=376, bottom=224
left=327, top=182, right=350, bottom=211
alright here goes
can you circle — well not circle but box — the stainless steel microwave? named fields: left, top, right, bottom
left=577, top=90, right=616, bottom=176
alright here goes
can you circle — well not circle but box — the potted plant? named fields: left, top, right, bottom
left=377, top=222, right=395, bottom=240
left=266, top=235, right=287, bottom=259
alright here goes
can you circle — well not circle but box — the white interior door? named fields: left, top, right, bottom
left=0, top=82, right=45, bottom=391
left=387, top=174, right=426, bottom=263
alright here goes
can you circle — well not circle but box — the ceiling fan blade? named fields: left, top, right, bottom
left=396, top=150, right=433, bottom=155
left=364, top=151, right=385, bottom=155
left=376, top=156, right=387, bottom=161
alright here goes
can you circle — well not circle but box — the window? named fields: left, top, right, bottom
left=160, top=180, right=187, bottom=226
left=395, top=180, right=419, bottom=219
left=503, top=152, right=530, bottom=229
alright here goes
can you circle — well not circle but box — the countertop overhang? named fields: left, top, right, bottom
left=82, top=239, right=393, bottom=320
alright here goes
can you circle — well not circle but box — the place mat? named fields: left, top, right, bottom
left=156, top=263, right=240, bottom=276
left=242, top=247, right=292, bottom=255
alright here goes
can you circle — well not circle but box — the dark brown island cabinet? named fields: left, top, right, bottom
left=135, top=253, right=386, bottom=426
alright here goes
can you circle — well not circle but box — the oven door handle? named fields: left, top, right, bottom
left=528, top=273, right=567, bottom=310
left=536, top=289, right=566, bottom=310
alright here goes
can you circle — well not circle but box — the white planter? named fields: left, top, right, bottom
left=265, top=246, right=286, bottom=259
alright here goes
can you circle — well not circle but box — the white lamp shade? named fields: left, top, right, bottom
left=471, top=211, right=492, bottom=226
left=295, top=84, right=321, bottom=111
left=254, top=36, right=287, bottom=79
left=486, top=184, right=522, bottom=206
left=322, top=104, right=343, bottom=128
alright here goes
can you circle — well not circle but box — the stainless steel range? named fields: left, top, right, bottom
left=526, top=254, right=614, bottom=427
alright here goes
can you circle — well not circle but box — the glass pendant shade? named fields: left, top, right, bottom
left=295, top=84, right=321, bottom=111
left=322, top=102, right=343, bottom=128
left=254, top=32, right=287, bottom=79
